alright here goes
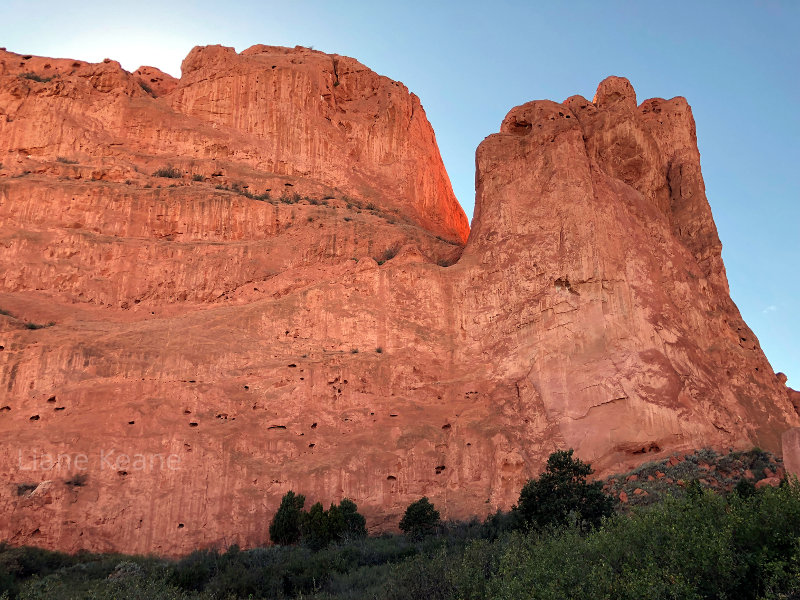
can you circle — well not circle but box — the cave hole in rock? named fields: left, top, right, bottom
left=435, top=465, right=446, bottom=474
left=0, top=406, right=10, bottom=412
left=128, top=421, right=135, bottom=425
left=189, top=422, right=198, bottom=427
left=177, top=523, right=184, bottom=529
left=631, top=442, right=661, bottom=454
left=442, top=423, right=452, bottom=430
left=386, top=475, right=397, bottom=481
left=30, top=415, right=40, bottom=421
left=118, top=471, right=127, bottom=476
left=308, top=443, right=315, bottom=448
left=54, top=407, right=65, bottom=411
left=268, top=425, right=287, bottom=430
left=47, top=396, right=56, bottom=403
left=311, top=422, right=317, bottom=429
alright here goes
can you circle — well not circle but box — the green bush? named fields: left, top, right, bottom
left=516, top=449, right=614, bottom=531
left=399, top=497, right=440, bottom=539
left=300, top=499, right=368, bottom=551
left=270, top=491, right=306, bottom=545
left=152, top=167, right=182, bottom=179
left=19, top=73, right=53, bottom=83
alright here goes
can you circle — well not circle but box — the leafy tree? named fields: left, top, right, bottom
left=301, top=498, right=367, bottom=549
left=734, top=478, right=757, bottom=498
left=337, top=497, right=367, bottom=540
left=301, top=502, right=332, bottom=551
left=269, top=491, right=305, bottom=545
left=516, top=449, right=613, bottom=530
left=399, top=497, right=440, bottom=538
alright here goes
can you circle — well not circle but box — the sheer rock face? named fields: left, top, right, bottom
left=0, top=46, right=468, bottom=243
left=784, top=428, right=800, bottom=479
left=0, top=60, right=796, bottom=557
left=465, top=76, right=797, bottom=474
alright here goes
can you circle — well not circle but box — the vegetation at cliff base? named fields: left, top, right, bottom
left=2, top=449, right=799, bottom=599
left=399, top=497, right=440, bottom=539
left=516, top=449, right=614, bottom=531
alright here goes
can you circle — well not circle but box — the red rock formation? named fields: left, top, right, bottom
left=783, top=428, right=800, bottom=479
left=0, top=45, right=468, bottom=243
left=0, top=51, right=796, bottom=557
left=132, top=66, right=177, bottom=97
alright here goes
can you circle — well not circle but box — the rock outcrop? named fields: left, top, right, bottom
left=0, top=45, right=796, bottom=557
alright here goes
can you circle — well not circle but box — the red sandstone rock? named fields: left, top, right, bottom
left=755, top=477, right=781, bottom=489
left=783, top=428, right=800, bottom=479
left=619, top=491, right=629, bottom=503
left=132, top=66, right=177, bottom=97
left=0, top=61, right=797, bottom=557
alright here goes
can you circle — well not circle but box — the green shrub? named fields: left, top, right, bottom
left=516, top=449, right=614, bottom=531
left=170, top=548, right=219, bottom=591
left=734, top=478, right=757, bottom=498
left=19, top=72, right=53, bottom=83
left=399, top=497, right=440, bottom=539
left=270, top=491, right=306, bottom=545
left=152, top=167, right=182, bottom=179
left=297, top=498, right=368, bottom=551
left=191, top=174, right=204, bottom=182
left=56, top=157, right=78, bottom=164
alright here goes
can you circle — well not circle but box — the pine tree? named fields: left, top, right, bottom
left=269, top=491, right=305, bottom=545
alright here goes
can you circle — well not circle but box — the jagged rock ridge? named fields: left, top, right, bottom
left=0, top=46, right=797, bottom=556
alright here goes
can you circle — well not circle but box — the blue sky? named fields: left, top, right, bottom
left=3, top=0, right=798, bottom=386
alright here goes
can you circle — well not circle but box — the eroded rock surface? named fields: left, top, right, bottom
left=0, top=50, right=796, bottom=557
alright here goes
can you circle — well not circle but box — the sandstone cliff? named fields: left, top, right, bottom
left=0, top=45, right=796, bottom=556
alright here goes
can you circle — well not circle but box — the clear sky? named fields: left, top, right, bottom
left=3, top=0, right=798, bottom=386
